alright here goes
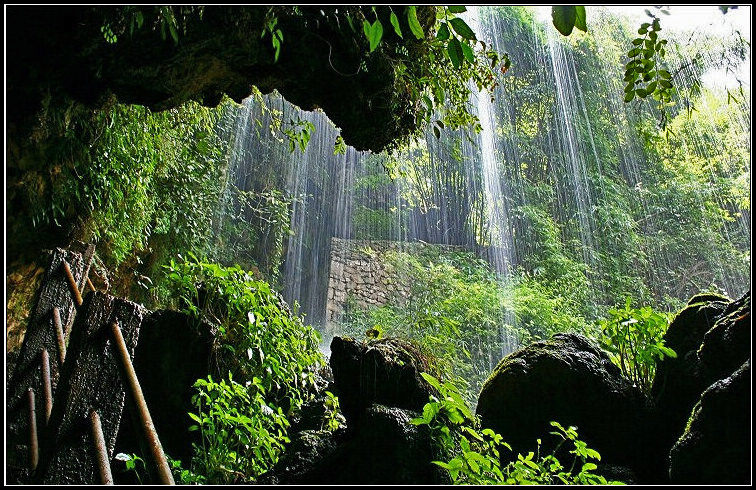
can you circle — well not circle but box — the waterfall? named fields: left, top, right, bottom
left=212, top=6, right=750, bottom=355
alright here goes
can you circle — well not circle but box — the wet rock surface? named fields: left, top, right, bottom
left=263, top=404, right=448, bottom=485
left=669, top=360, right=750, bottom=484
left=476, top=332, right=658, bottom=481
left=261, top=336, right=446, bottom=484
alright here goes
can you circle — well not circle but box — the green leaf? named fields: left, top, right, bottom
left=420, top=372, right=442, bottom=391
left=460, top=41, right=475, bottom=63
left=447, top=6, right=467, bottom=14
left=436, top=22, right=450, bottom=41
left=390, top=12, right=403, bottom=38
left=449, top=17, right=476, bottom=41
left=552, top=6, right=577, bottom=36
left=407, top=6, right=425, bottom=40
left=366, top=20, right=383, bottom=52
left=624, top=91, right=635, bottom=102
left=447, top=37, right=463, bottom=69
left=574, top=6, right=587, bottom=32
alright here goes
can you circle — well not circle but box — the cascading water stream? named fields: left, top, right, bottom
left=212, top=6, right=750, bottom=368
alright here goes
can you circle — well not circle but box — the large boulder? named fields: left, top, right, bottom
left=262, top=404, right=448, bottom=484
left=650, top=292, right=749, bottom=460
left=669, top=360, right=750, bottom=484
left=329, top=336, right=435, bottom=424
left=476, top=333, right=658, bottom=481
left=113, top=309, right=216, bottom=467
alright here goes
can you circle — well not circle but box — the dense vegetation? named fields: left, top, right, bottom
left=5, top=5, right=750, bottom=486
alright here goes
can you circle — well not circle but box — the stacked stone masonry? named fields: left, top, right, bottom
left=325, top=238, right=468, bottom=328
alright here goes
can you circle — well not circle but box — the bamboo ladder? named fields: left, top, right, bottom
left=24, top=257, right=175, bottom=485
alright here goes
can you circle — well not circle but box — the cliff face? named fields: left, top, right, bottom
left=6, top=6, right=435, bottom=153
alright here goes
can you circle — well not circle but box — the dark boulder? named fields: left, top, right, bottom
left=669, top=360, right=750, bottom=484
left=650, top=292, right=749, bottom=460
left=329, top=336, right=435, bottom=424
left=686, top=292, right=731, bottom=306
left=698, top=291, right=750, bottom=380
left=476, top=333, right=658, bottom=481
left=262, top=404, right=448, bottom=484
left=113, top=309, right=216, bottom=467
left=257, top=429, right=344, bottom=484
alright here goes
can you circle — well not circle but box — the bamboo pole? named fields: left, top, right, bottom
left=41, top=349, right=53, bottom=425
left=62, top=260, right=83, bottom=307
left=28, top=388, right=39, bottom=471
left=53, top=308, right=66, bottom=365
left=90, top=410, right=114, bottom=485
left=110, top=320, right=174, bottom=485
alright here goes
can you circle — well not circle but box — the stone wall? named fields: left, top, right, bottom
left=325, top=238, right=468, bottom=327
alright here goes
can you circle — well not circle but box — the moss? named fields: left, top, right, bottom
left=686, top=292, right=731, bottom=306
left=5, top=259, right=46, bottom=354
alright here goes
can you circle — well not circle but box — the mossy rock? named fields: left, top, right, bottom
left=7, top=6, right=436, bottom=153
left=650, top=292, right=749, bottom=462
left=257, top=429, right=344, bottom=484
left=476, top=333, right=659, bottom=482
left=329, top=336, right=435, bottom=424
left=698, top=291, right=750, bottom=380
left=686, top=292, right=731, bottom=306
left=669, top=360, right=750, bottom=484
left=264, top=404, right=448, bottom=484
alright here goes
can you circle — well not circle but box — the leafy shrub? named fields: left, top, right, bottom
left=598, top=297, right=675, bottom=394
left=411, top=373, right=621, bottom=485
left=188, top=374, right=290, bottom=483
left=165, top=255, right=324, bottom=481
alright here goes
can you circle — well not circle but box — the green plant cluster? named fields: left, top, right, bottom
left=411, top=373, right=621, bottom=484
left=165, top=256, right=324, bottom=482
left=623, top=12, right=675, bottom=130
left=598, top=298, right=676, bottom=394
left=187, top=374, right=291, bottom=483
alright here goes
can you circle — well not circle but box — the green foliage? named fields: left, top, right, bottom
left=114, top=453, right=147, bottom=484
left=321, top=391, right=345, bottom=432
left=599, top=298, right=675, bottom=394
left=282, top=118, right=316, bottom=153
left=166, top=256, right=323, bottom=400
left=165, top=256, right=324, bottom=482
left=411, top=374, right=620, bottom=484
left=261, top=9, right=284, bottom=62
left=167, top=456, right=206, bottom=485
left=552, top=6, right=587, bottom=36
left=341, top=247, right=593, bottom=403
left=188, top=374, right=291, bottom=483
left=623, top=13, right=675, bottom=129
left=214, top=186, right=299, bottom=279
left=10, top=97, right=231, bottom=306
